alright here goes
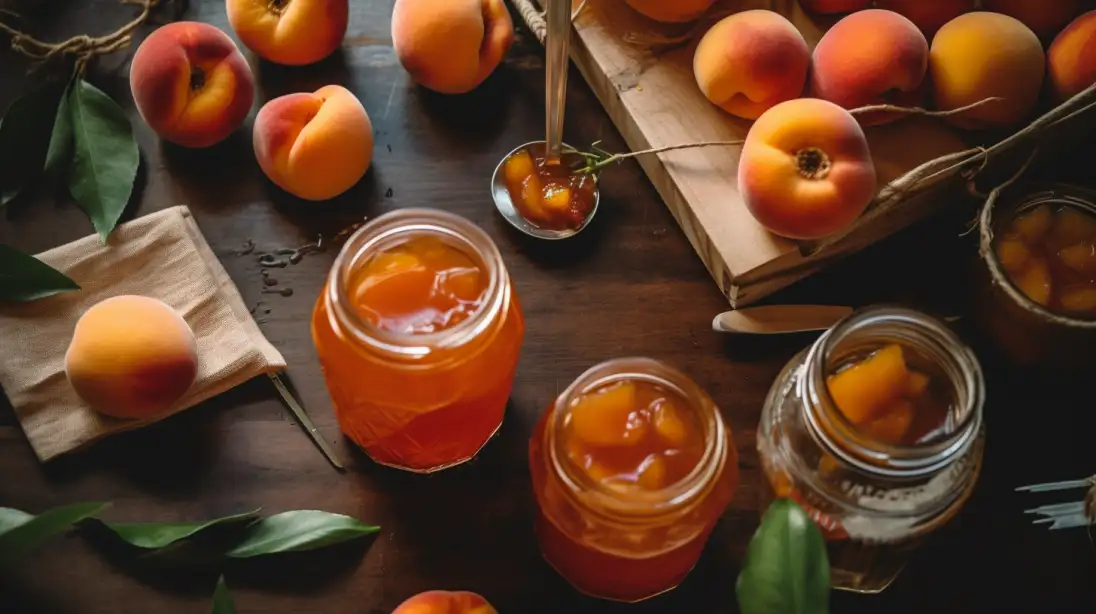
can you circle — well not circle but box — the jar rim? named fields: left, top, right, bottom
left=546, top=357, right=728, bottom=521
left=805, top=305, right=985, bottom=478
left=325, top=208, right=508, bottom=361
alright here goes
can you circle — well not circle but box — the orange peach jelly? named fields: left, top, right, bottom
left=312, top=234, right=524, bottom=472
left=502, top=148, right=597, bottom=231
left=826, top=344, right=951, bottom=446
left=994, top=204, right=1096, bottom=318
left=529, top=377, right=736, bottom=602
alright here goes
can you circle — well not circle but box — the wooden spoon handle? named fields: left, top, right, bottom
left=711, top=305, right=855, bottom=335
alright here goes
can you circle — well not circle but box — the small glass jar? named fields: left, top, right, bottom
left=528, top=358, right=739, bottom=602
left=757, top=306, right=985, bottom=594
left=312, top=208, right=525, bottom=473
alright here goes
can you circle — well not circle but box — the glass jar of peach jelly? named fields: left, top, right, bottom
left=758, top=306, right=985, bottom=594
left=528, top=358, right=739, bottom=603
left=312, top=208, right=525, bottom=473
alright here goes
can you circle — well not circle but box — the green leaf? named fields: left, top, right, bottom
left=67, top=78, right=139, bottom=241
left=736, top=499, right=831, bottom=614
left=0, top=243, right=80, bottom=302
left=86, top=508, right=262, bottom=549
left=0, top=502, right=109, bottom=567
left=0, top=83, right=65, bottom=206
left=211, top=575, right=237, bottom=614
left=226, top=510, right=379, bottom=558
left=44, top=82, right=74, bottom=182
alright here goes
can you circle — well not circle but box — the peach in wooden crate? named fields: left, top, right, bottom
left=799, top=0, right=871, bottom=15
left=1048, top=11, right=1096, bottom=103
left=810, top=9, right=929, bottom=126
left=392, top=0, right=513, bottom=94
left=929, top=12, right=1045, bottom=130
left=65, top=296, right=198, bottom=419
left=621, top=0, right=717, bottom=23
left=737, top=98, right=876, bottom=240
left=874, top=0, right=974, bottom=36
left=129, top=22, right=253, bottom=148
left=253, top=85, right=374, bottom=200
left=227, top=0, right=348, bottom=65
left=391, top=590, right=497, bottom=614
left=983, top=0, right=1082, bottom=40
left=693, top=10, right=810, bottom=120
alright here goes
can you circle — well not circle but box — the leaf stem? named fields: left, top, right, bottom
left=0, top=0, right=159, bottom=69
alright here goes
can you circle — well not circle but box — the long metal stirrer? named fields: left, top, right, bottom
left=544, top=0, right=572, bottom=164
left=1017, top=476, right=1095, bottom=530
left=269, top=372, right=345, bottom=471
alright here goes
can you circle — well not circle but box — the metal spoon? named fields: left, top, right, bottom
left=712, top=305, right=962, bottom=336
left=490, top=0, right=600, bottom=240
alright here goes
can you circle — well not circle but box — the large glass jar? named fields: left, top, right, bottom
left=312, top=208, right=525, bottom=473
left=528, top=358, right=739, bottom=602
left=758, top=306, right=985, bottom=594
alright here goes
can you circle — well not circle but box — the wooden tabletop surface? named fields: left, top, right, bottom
left=1, top=1, right=1093, bottom=612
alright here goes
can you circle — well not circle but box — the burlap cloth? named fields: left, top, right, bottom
left=0, top=205, right=286, bottom=462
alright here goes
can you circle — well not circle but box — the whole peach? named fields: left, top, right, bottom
left=799, top=0, right=871, bottom=14
left=929, top=12, right=1045, bottom=129
left=253, top=85, right=374, bottom=201
left=810, top=9, right=929, bottom=126
left=65, top=296, right=198, bottom=419
left=392, top=0, right=513, bottom=94
left=1048, top=11, right=1096, bottom=102
left=391, top=590, right=497, bottom=614
left=622, top=0, right=717, bottom=22
left=693, top=10, right=810, bottom=120
left=875, top=0, right=974, bottom=36
left=738, top=98, right=877, bottom=240
left=983, top=0, right=1082, bottom=40
left=129, top=22, right=254, bottom=148
left=227, top=0, right=348, bottom=65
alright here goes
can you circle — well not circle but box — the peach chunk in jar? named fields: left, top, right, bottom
left=502, top=148, right=597, bottom=232
left=994, top=204, right=1096, bottom=318
left=564, top=379, right=705, bottom=491
left=826, top=344, right=952, bottom=446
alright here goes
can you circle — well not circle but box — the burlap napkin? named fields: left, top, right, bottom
left=0, top=205, right=286, bottom=462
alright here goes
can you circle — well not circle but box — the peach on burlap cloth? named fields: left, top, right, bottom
left=0, top=205, right=285, bottom=462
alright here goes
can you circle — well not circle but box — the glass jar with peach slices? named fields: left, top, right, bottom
left=312, top=209, right=525, bottom=473
left=757, top=306, right=985, bottom=594
left=528, top=358, right=739, bottom=602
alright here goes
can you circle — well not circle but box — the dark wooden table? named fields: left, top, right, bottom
left=1, top=1, right=1093, bottom=612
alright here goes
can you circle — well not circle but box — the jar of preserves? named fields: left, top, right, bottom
left=757, top=306, right=985, bottom=594
left=312, top=208, right=525, bottom=473
left=528, top=358, right=739, bottom=602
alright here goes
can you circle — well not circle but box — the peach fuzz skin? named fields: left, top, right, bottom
left=622, top=0, right=717, bottom=23
left=693, top=10, right=809, bottom=120
left=65, top=296, right=198, bottom=420
left=738, top=98, right=876, bottom=241
left=983, top=0, right=1082, bottom=40
left=799, top=0, right=871, bottom=14
left=253, top=85, right=374, bottom=201
left=1049, top=11, right=1096, bottom=103
left=392, top=0, right=513, bottom=95
left=227, top=0, right=348, bottom=66
left=391, top=591, right=497, bottom=614
left=129, top=22, right=254, bottom=148
left=810, top=9, right=928, bottom=126
left=875, top=0, right=974, bottom=35
left=929, top=12, right=1045, bottom=130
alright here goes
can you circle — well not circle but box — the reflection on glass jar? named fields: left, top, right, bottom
left=528, top=358, right=739, bottom=602
left=312, top=208, right=525, bottom=473
left=757, top=306, right=984, bottom=594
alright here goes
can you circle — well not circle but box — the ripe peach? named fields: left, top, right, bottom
left=737, top=98, right=877, bottom=240
left=875, top=0, right=974, bottom=35
left=392, top=0, right=513, bottom=94
left=799, top=0, right=871, bottom=14
left=693, top=10, right=810, bottom=120
left=253, top=85, right=374, bottom=201
left=983, top=0, right=1082, bottom=40
left=391, top=590, right=497, bottom=614
left=129, top=22, right=254, bottom=148
left=621, top=0, right=717, bottom=22
left=929, top=12, right=1045, bottom=129
left=227, top=0, right=348, bottom=65
left=1048, top=11, right=1096, bottom=102
left=810, top=9, right=929, bottom=126
left=65, top=296, right=198, bottom=419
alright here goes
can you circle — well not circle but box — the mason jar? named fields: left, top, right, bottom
left=312, top=208, right=525, bottom=473
left=757, top=306, right=985, bottom=593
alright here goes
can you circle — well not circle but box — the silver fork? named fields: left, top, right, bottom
left=1017, top=476, right=1096, bottom=530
